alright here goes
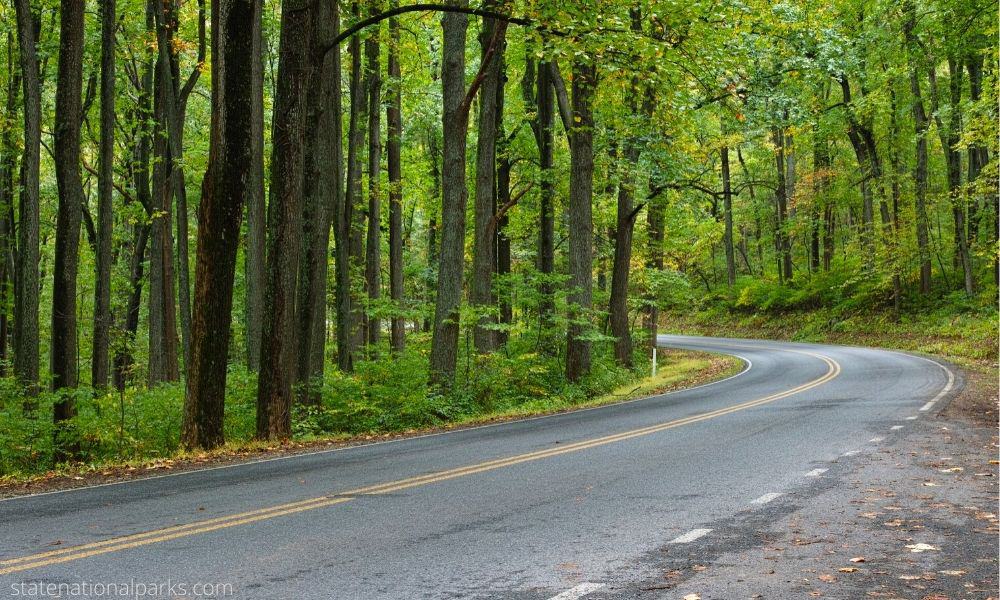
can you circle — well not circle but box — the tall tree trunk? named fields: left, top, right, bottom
left=643, top=197, right=664, bottom=352
left=183, top=0, right=257, bottom=450
left=429, top=2, right=470, bottom=387
left=722, top=144, right=736, bottom=286
left=471, top=8, right=505, bottom=354
left=386, top=5, right=405, bottom=354
left=0, top=41, right=17, bottom=378
left=495, top=53, right=512, bottom=346
left=966, top=52, right=995, bottom=283
left=772, top=127, right=792, bottom=282
left=113, top=224, right=149, bottom=390
left=528, top=59, right=555, bottom=348
left=336, top=2, right=366, bottom=372
left=423, top=131, right=439, bottom=333
left=560, top=59, right=596, bottom=383
left=92, top=0, right=115, bottom=389
left=296, top=0, right=341, bottom=401
left=52, top=0, right=85, bottom=460
left=364, top=11, right=382, bottom=350
left=256, top=0, right=315, bottom=440
left=904, top=2, right=932, bottom=294
left=13, top=0, right=40, bottom=397
left=244, top=0, right=266, bottom=371
left=929, top=59, right=974, bottom=294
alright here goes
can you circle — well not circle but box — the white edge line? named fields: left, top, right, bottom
left=548, top=582, right=605, bottom=600
left=891, top=425, right=904, bottom=430
left=1, top=346, right=755, bottom=503
left=805, top=468, right=828, bottom=477
left=905, top=416, right=918, bottom=420
left=889, top=350, right=955, bottom=412
left=842, top=450, right=861, bottom=456
left=869, top=437, right=884, bottom=443
left=669, top=528, right=713, bottom=543
left=750, top=492, right=783, bottom=505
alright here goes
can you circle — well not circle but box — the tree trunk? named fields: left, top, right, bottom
left=387, top=6, right=405, bottom=354
left=429, top=2, right=470, bottom=387
left=337, top=3, right=366, bottom=371
left=13, top=0, right=41, bottom=397
left=52, top=0, right=85, bottom=460
left=721, top=144, right=736, bottom=286
left=183, top=0, right=258, bottom=450
left=92, top=0, right=115, bottom=389
left=966, top=52, right=996, bottom=283
left=564, top=59, right=596, bottom=383
left=244, top=0, right=266, bottom=371
left=535, top=60, right=556, bottom=345
left=471, top=9, right=505, bottom=354
left=0, top=42, right=17, bottom=378
left=772, top=127, right=793, bottom=282
left=423, top=132, right=439, bottom=333
left=256, top=0, right=314, bottom=441
left=904, top=2, right=932, bottom=294
left=364, top=12, right=382, bottom=350
left=296, top=0, right=340, bottom=402
left=495, top=53, right=511, bottom=346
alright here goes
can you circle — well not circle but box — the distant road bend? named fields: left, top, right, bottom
left=0, top=336, right=955, bottom=599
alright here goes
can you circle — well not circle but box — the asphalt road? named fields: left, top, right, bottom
left=0, top=336, right=956, bottom=599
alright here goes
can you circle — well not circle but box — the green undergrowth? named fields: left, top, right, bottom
left=663, top=272, right=998, bottom=368
left=0, top=335, right=736, bottom=481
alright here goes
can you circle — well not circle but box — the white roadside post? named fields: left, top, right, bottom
left=652, top=346, right=657, bottom=377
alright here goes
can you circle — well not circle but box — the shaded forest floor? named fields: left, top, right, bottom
left=0, top=348, right=741, bottom=496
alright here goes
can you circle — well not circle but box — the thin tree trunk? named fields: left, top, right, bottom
left=183, top=0, right=257, bottom=450
left=92, top=0, right=115, bottom=389
left=336, top=2, right=366, bottom=372
left=722, top=144, right=736, bottom=286
left=429, top=1, right=470, bottom=386
left=244, top=0, right=266, bottom=371
left=495, top=52, right=511, bottom=346
left=364, top=11, right=382, bottom=350
left=52, top=0, right=85, bottom=460
left=387, top=5, right=405, bottom=354
left=529, top=59, right=555, bottom=347
left=13, top=0, right=41, bottom=398
left=0, top=37, right=19, bottom=378
left=904, top=2, right=932, bottom=294
left=256, top=0, right=315, bottom=440
left=772, top=127, right=793, bottom=282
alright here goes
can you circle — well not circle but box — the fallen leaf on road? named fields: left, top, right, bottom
left=939, top=570, right=966, bottom=576
left=682, top=594, right=701, bottom=600
left=818, top=574, right=836, bottom=583
left=850, top=557, right=866, bottom=563
left=905, top=543, right=940, bottom=553
left=838, top=567, right=859, bottom=573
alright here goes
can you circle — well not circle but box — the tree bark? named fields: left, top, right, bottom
left=336, top=1, right=367, bottom=372
left=563, top=59, right=596, bottom=383
left=387, top=6, right=405, bottom=354
left=256, top=0, right=315, bottom=440
left=0, top=42, right=18, bottom=378
left=296, top=0, right=341, bottom=401
left=772, top=127, right=793, bottom=282
left=52, top=0, right=86, bottom=460
left=903, top=2, right=932, bottom=294
left=92, top=0, right=115, bottom=389
left=364, top=12, right=382, bottom=350
left=722, top=144, right=735, bottom=286
left=183, top=0, right=258, bottom=450
left=471, top=7, right=505, bottom=354
left=244, top=0, right=266, bottom=371
left=429, top=1, right=470, bottom=386
left=13, top=0, right=41, bottom=397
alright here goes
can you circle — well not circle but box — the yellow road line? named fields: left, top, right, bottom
left=0, top=345, right=839, bottom=576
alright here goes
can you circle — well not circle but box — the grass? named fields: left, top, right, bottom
left=0, top=339, right=740, bottom=486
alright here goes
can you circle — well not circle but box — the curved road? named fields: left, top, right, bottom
left=0, top=336, right=956, bottom=599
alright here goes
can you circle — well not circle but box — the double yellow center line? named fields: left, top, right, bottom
left=0, top=345, right=840, bottom=575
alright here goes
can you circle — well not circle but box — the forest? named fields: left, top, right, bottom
left=0, top=0, right=996, bottom=477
